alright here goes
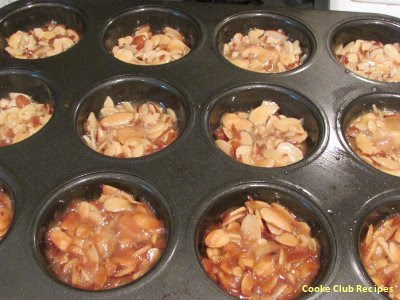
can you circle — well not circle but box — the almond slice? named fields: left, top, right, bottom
left=275, top=232, right=298, bottom=247
left=103, top=197, right=131, bottom=212
left=49, top=227, right=72, bottom=252
left=240, top=214, right=261, bottom=240
left=254, top=256, right=274, bottom=277
left=101, top=112, right=134, bottom=127
left=205, top=229, right=229, bottom=248
left=131, top=213, right=162, bottom=231
left=113, top=263, right=137, bottom=277
left=101, top=185, right=138, bottom=203
left=377, top=236, right=397, bottom=262
left=260, top=207, right=294, bottom=232
left=249, top=104, right=272, bottom=125
left=390, top=242, right=400, bottom=263
left=271, top=203, right=296, bottom=224
left=297, top=221, right=311, bottom=235
left=83, top=241, right=99, bottom=265
left=395, top=228, right=400, bottom=243
left=241, top=272, right=255, bottom=296
left=267, top=223, right=283, bottom=235
left=215, top=139, right=232, bottom=156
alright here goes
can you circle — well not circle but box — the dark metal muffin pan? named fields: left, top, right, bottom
left=0, top=0, right=400, bottom=299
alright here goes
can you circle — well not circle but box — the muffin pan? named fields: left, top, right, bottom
left=0, top=0, right=400, bottom=299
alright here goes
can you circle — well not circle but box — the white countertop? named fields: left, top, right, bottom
left=330, top=0, right=400, bottom=17
left=0, top=0, right=399, bottom=18
left=0, top=0, right=16, bottom=8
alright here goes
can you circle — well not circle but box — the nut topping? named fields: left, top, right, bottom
left=214, top=101, right=308, bottom=167
left=361, top=215, right=400, bottom=299
left=201, top=197, right=320, bottom=299
left=6, top=22, right=80, bottom=59
left=45, top=185, right=166, bottom=290
left=82, top=97, right=178, bottom=158
left=223, top=28, right=306, bottom=73
left=0, top=188, right=13, bottom=240
left=112, top=25, right=190, bottom=65
left=335, top=40, right=400, bottom=82
left=346, top=105, right=400, bottom=176
left=0, top=92, right=53, bottom=146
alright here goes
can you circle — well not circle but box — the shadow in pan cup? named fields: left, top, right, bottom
left=0, top=69, right=55, bottom=103
left=215, top=12, right=316, bottom=74
left=74, top=75, right=189, bottom=158
left=103, top=5, right=201, bottom=64
left=194, top=182, right=336, bottom=299
left=328, top=18, right=400, bottom=83
left=0, top=1, right=86, bottom=59
left=33, top=172, right=174, bottom=291
left=205, top=83, right=327, bottom=168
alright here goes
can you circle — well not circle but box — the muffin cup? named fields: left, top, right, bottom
left=33, top=171, right=175, bottom=291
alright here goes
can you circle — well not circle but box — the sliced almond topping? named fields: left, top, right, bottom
left=102, top=185, right=137, bottom=203
left=297, top=221, right=311, bottom=236
left=249, top=104, right=272, bottom=125
left=377, top=236, right=397, bottom=262
left=395, top=228, right=400, bottom=244
left=113, top=263, right=137, bottom=277
left=275, top=232, right=298, bottom=247
left=205, top=229, right=230, bottom=248
left=278, top=248, right=285, bottom=265
left=214, top=99, right=307, bottom=168
left=49, top=227, right=72, bottom=252
left=77, top=202, right=89, bottom=219
left=389, top=242, right=400, bottom=263
left=260, top=207, right=293, bottom=232
left=254, top=256, right=274, bottom=277
left=75, top=224, right=91, bottom=239
left=101, top=112, right=134, bottom=127
left=254, top=201, right=271, bottom=209
left=148, top=248, right=161, bottom=263
left=239, top=131, right=253, bottom=146
left=113, top=26, right=189, bottom=65
left=103, top=197, right=131, bottom=212
left=241, top=272, right=255, bottom=296
left=131, top=213, right=162, bottom=231
left=241, top=214, right=261, bottom=240
left=215, top=139, right=232, bottom=156
left=276, top=142, right=303, bottom=163
left=229, top=206, right=247, bottom=217
left=271, top=203, right=296, bottom=223
left=44, top=184, right=166, bottom=290
left=133, top=244, right=152, bottom=257
left=267, top=223, right=283, bottom=235
left=222, top=212, right=245, bottom=226
left=83, top=241, right=99, bottom=265
left=372, top=156, right=399, bottom=170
